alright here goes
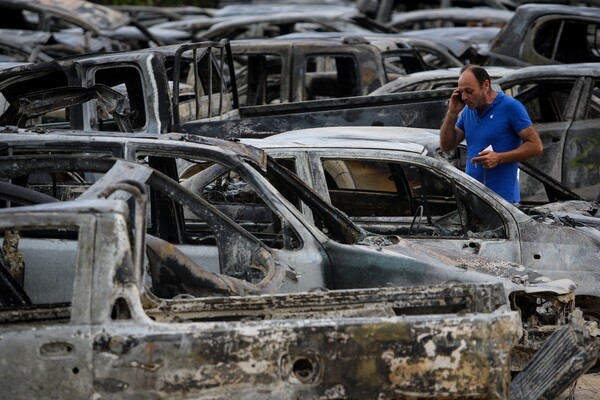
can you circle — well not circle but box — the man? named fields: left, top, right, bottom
left=440, top=65, right=543, bottom=203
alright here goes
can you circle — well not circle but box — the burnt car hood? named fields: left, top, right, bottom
left=525, top=200, right=600, bottom=217
left=398, top=27, right=500, bottom=58
left=377, top=236, right=576, bottom=296
left=524, top=200, right=600, bottom=238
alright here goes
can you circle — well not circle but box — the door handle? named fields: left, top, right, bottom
left=462, top=241, right=480, bottom=254
left=40, top=341, right=74, bottom=357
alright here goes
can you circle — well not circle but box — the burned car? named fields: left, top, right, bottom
left=397, top=26, right=501, bottom=65
left=358, top=0, right=517, bottom=23
left=0, top=0, right=187, bottom=51
left=212, top=3, right=358, bottom=18
left=0, top=165, right=527, bottom=398
left=228, top=36, right=427, bottom=105
left=276, top=31, right=466, bottom=71
left=480, top=3, right=600, bottom=66
left=0, top=39, right=453, bottom=138
left=493, top=63, right=600, bottom=202
left=153, top=9, right=391, bottom=43
left=0, top=29, right=83, bottom=62
left=240, top=126, right=600, bottom=317
left=0, top=130, right=585, bottom=370
left=0, top=40, right=238, bottom=134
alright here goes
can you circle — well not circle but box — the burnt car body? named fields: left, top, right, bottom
left=387, top=7, right=514, bottom=31
left=0, top=130, right=584, bottom=371
left=152, top=10, right=390, bottom=43
left=228, top=36, right=427, bottom=105
left=0, top=40, right=239, bottom=134
left=0, top=29, right=90, bottom=62
left=0, top=39, right=454, bottom=138
left=481, top=3, right=600, bottom=66
left=194, top=10, right=392, bottom=40
left=493, top=63, right=600, bottom=201
left=0, top=0, right=187, bottom=50
left=0, top=166, right=527, bottom=399
left=277, top=31, right=466, bottom=70
left=240, top=126, right=600, bottom=316
left=397, top=26, right=501, bottom=65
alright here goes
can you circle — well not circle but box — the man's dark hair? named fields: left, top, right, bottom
left=460, top=65, right=490, bottom=87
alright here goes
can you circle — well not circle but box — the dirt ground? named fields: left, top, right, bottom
left=556, top=372, right=600, bottom=399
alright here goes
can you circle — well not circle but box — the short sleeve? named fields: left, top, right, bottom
left=509, top=99, right=533, bottom=134
left=456, top=111, right=465, bottom=132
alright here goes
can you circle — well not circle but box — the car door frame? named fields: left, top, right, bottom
left=498, top=75, right=584, bottom=188
left=269, top=147, right=524, bottom=264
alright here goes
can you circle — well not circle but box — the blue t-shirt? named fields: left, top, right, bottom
left=456, top=92, right=532, bottom=203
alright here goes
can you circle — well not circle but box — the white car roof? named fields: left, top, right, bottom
left=241, top=126, right=440, bottom=154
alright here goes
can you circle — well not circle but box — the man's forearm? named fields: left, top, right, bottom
left=497, top=125, right=544, bottom=163
left=440, top=111, right=460, bottom=151
left=497, top=141, right=543, bottom=164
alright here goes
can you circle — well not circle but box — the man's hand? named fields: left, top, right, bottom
left=449, top=89, right=466, bottom=114
left=471, top=126, right=543, bottom=168
left=472, top=149, right=501, bottom=169
left=440, top=89, right=466, bottom=152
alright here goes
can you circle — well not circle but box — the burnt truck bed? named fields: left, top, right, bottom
left=0, top=40, right=450, bottom=139
left=142, top=283, right=522, bottom=399
left=181, top=89, right=450, bottom=138
left=0, top=167, right=524, bottom=399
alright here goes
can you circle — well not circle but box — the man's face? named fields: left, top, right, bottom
left=457, top=70, right=488, bottom=110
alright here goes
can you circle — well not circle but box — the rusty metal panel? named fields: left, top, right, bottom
left=183, top=90, right=452, bottom=138
left=92, top=307, right=520, bottom=399
left=143, top=282, right=509, bottom=321
left=0, top=192, right=522, bottom=399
